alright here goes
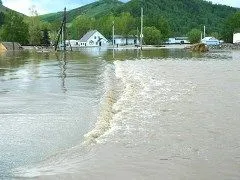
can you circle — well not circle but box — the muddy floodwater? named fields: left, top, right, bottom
left=0, top=48, right=239, bottom=180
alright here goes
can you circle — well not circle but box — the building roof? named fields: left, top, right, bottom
left=114, top=35, right=138, bottom=39
left=79, top=30, right=98, bottom=42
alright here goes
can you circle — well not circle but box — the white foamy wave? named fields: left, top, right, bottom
left=83, top=63, right=123, bottom=144
left=94, top=59, right=196, bottom=144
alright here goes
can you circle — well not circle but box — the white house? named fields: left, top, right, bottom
left=114, top=35, right=139, bottom=46
left=201, top=37, right=220, bottom=46
left=233, top=33, right=240, bottom=44
left=79, top=30, right=108, bottom=47
left=166, top=37, right=190, bottom=44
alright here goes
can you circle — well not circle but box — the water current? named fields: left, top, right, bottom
left=0, top=48, right=239, bottom=180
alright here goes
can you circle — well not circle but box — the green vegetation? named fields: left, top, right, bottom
left=40, top=0, right=124, bottom=23
left=116, top=0, right=238, bottom=37
left=1, top=11, right=29, bottom=44
left=143, top=27, right=162, bottom=45
left=39, top=0, right=238, bottom=44
left=187, top=28, right=202, bottom=43
left=222, top=12, right=240, bottom=42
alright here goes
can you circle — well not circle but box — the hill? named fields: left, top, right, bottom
left=40, top=0, right=124, bottom=23
left=0, top=4, right=26, bottom=16
left=114, top=0, right=238, bottom=36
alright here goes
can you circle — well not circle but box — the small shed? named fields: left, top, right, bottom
left=233, top=33, right=240, bottom=44
left=66, top=40, right=80, bottom=48
left=201, top=37, right=220, bottom=46
left=113, top=35, right=139, bottom=46
left=0, top=42, right=22, bottom=51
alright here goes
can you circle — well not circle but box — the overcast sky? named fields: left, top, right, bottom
left=2, top=0, right=240, bottom=16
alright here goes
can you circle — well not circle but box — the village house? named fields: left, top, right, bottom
left=233, top=32, right=240, bottom=44
left=79, top=30, right=108, bottom=47
left=113, top=35, right=139, bottom=46
left=66, top=30, right=108, bottom=48
left=201, top=37, right=220, bottom=46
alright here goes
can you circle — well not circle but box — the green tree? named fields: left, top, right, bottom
left=222, top=12, right=240, bottom=43
left=1, top=11, right=29, bottom=44
left=41, top=28, right=50, bottom=47
left=145, top=16, right=171, bottom=41
left=96, top=14, right=115, bottom=39
left=115, top=12, right=135, bottom=36
left=26, top=6, right=42, bottom=45
left=69, top=15, right=95, bottom=39
left=0, top=12, right=5, bottom=27
left=187, top=28, right=201, bottom=44
left=143, top=26, right=162, bottom=45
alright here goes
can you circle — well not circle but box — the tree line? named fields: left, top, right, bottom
left=0, top=10, right=239, bottom=45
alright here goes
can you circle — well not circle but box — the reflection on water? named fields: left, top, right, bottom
left=0, top=48, right=239, bottom=179
left=56, top=53, right=67, bottom=93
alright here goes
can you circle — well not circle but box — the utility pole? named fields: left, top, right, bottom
left=63, top=7, right=67, bottom=51
left=112, top=20, right=115, bottom=49
left=140, top=7, right=143, bottom=50
left=203, top=25, right=206, bottom=38
left=55, top=7, right=67, bottom=51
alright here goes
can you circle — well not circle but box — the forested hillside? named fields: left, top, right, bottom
left=41, top=0, right=238, bottom=37
left=40, top=0, right=124, bottom=22
left=114, top=0, right=238, bottom=36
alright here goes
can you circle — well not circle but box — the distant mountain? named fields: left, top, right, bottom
left=114, top=0, right=238, bottom=35
left=40, top=0, right=124, bottom=23
left=0, top=4, right=26, bottom=16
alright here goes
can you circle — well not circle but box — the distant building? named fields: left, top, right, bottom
left=79, top=30, right=108, bottom=47
left=66, top=40, right=80, bottom=48
left=233, top=33, right=240, bottom=44
left=201, top=37, right=220, bottom=46
left=114, top=35, right=139, bottom=46
left=166, top=37, right=190, bottom=44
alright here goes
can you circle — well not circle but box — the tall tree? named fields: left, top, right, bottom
left=26, top=6, right=42, bottom=45
left=41, top=28, right=50, bottom=47
left=69, top=15, right=95, bottom=39
left=1, top=11, right=29, bottom=44
left=187, top=28, right=201, bottom=44
left=143, top=26, right=162, bottom=45
left=115, top=12, right=135, bottom=36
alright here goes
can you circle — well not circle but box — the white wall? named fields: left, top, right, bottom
left=114, top=37, right=139, bottom=46
left=86, top=31, right=108, bottom=47
left=233, top=33, right=240, bottom=44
